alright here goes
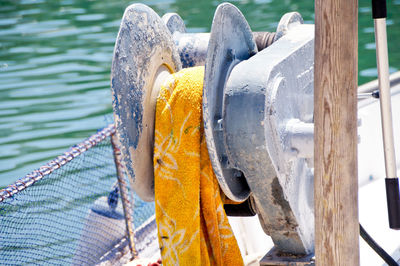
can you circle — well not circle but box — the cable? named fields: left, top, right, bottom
left=359, top=223, right=399, bottom=266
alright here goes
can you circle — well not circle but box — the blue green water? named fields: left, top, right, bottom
left=0, top=0, right=399, bottom=187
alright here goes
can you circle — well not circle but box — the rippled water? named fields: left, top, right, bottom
left=0, top=0, right=399, bottom=186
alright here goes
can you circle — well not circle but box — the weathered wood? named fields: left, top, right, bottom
left=314, top=0, right=360, bottom=265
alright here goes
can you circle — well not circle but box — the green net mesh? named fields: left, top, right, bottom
left=0, top=125, right=156, bottom=265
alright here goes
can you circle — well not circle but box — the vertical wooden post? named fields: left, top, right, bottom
left=314, top=0, right=360, bottom=265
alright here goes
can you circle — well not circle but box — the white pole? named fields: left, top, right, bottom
left=374, top=18, right=397, bottom=179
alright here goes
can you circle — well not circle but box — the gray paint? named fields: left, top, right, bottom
left=112, top=2, right=316, bottom=255
left=174, top=32, right=210, bottom=67
left=223, top=22, right=315, bottom=254
left=203, top=2, right=257, bottom=202
left=111, top=4, right=181, bottom=201
left=162, top=12, right=209, bottom=67
left=162, top=13, right=186, bottom=34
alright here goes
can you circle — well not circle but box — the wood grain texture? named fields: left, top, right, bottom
left=314, top=0, right=360, bottom=265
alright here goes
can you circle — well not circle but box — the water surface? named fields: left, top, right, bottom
left=0, top=0, right=399, bottom=186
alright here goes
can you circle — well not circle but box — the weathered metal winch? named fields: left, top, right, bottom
left=112, top=2, right=315, bottom=258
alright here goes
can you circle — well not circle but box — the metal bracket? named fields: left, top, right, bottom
left=260, top=247, right=315, bottom=266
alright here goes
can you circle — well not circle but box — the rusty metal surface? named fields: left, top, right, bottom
left=260, top=247, right=315, bottom=266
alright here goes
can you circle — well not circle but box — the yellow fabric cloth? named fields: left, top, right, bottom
left=153, top=66, right=243, bottom=266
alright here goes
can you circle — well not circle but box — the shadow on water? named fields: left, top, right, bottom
left=0, top=0, right=399, bottom=186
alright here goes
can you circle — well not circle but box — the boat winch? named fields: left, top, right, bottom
left=112, top=2, right=315, bottom=257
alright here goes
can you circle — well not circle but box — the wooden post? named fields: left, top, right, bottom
left=314, top=0, right=360, bottom=265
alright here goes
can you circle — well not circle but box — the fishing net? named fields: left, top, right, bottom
left=0, top=125, right=157, bottom=265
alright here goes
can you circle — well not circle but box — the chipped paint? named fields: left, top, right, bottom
left=111, top=4, right=181, bottom=202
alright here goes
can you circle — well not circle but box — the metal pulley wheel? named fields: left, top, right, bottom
left=203, top=2, right=257, bottom=202
left=111, top=3, right=259, bottom=202
left=111, top=3, right=181, bottom=202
